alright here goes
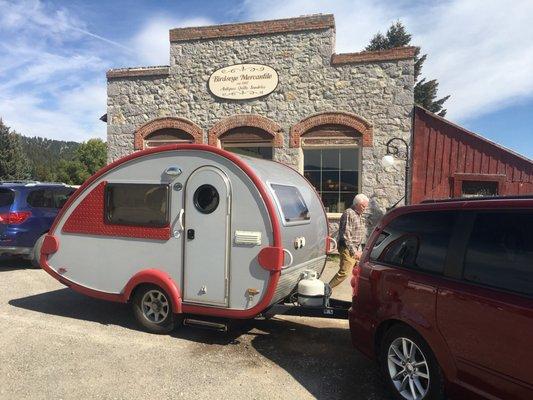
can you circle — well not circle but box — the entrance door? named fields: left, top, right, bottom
left=183, top=166, right=231, bottom=306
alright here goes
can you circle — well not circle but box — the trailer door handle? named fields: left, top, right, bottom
left=173, top=209, right=185, bottom=238
left=281, top=249, right=294, bottom=269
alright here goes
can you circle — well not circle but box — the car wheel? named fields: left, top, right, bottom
left=30, top=233, right=46, bottom=269
left=380, top=324, right=445, bottom=400
left=132, top=284, right=176, bottom=334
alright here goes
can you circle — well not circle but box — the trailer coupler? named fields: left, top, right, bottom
left=261, top=298, right=351, bottom=320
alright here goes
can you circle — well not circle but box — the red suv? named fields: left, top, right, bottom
left=349, top=197, right=533, bottom=400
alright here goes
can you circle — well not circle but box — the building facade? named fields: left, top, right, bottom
left=106, top=14, right=416, bottom=232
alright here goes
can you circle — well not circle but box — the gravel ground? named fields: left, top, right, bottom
left=0, top=258, right=389, bottom=400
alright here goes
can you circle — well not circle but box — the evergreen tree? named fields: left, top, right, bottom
left=366, top=21, right=450, bottom=116
left=0, top=119, right=31, bottom=180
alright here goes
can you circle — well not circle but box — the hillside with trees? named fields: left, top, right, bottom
left=0, top=119, right=106, bottom=185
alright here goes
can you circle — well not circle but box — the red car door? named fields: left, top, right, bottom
left=437, top=211, right=533, bottom=399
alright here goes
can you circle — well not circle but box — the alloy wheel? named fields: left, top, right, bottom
left=141, top=290, right=170, bottom=323
left=387, top=337, right=430, bottom=400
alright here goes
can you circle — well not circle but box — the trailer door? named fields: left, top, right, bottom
left=183, top=166, right=230, bottom=306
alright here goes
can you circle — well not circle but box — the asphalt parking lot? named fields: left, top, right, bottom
left=0, top=259, right=389, bottom=400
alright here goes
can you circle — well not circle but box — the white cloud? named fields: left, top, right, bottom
left=242, top=0, right=533, bottom=121
left=1, top=0, right=531, bottom=144
left=0, top=0, right=118, bottom=142
left=0, top=81, right=107, bottom=142
left=132, top=16, right=213, bottom=65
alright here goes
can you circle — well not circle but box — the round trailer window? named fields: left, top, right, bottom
left=193, top=184, right=219, bottom=214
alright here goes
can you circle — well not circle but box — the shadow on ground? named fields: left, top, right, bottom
left=9, top=288, right=389, bottom=399
left=0, top=257, right=33, bottom=271
left=250, top=318, right=389, bottom=399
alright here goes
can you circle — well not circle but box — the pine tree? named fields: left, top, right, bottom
left=366, top=21, right=450, bottom=116
left=0, top=119, right=31, bottom=181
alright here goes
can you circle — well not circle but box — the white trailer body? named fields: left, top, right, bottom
left=41, top=145, right=330, bottom=326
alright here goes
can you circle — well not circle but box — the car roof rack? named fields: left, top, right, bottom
left=0, top=180, right=68, bottom=186
left=421, top=195, right=533, bottom=203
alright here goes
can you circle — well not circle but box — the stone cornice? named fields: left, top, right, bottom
left=331, top=46, right=418, bottom=65
left=169, top=14, right=335, bottom=42
left=107, top=66, right=170, bottom=79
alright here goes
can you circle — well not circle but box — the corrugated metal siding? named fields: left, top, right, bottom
left=411, top=107, right=533, bottom=203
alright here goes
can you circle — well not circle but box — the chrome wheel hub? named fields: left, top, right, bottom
left=387, top=337, right=430, bottom=400
left=141, top=290, right=169, bottom=323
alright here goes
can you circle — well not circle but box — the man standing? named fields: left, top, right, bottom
left=329, top=193, right=369, bottom=289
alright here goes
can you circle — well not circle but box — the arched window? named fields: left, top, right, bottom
left=208, top=115, right=283, bottom=160
left=134, top=117, right=203, bottom=150
left=143, top=128, right=195, bottom=148
left=292, top=112, right=373, bottom=214
left=302, top=124, right=362, bottom=213
left=219, top=126, right=274, bottom=159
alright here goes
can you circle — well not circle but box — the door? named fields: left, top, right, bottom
left=437, top=211, right=533, bottom=398
left=183, top=166, right=231, bottom=306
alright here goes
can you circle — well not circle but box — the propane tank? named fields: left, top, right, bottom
left=297, top=270, right=326, bottom=307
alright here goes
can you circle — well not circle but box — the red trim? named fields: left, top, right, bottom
left=123, top=269, right=182, bottom=313
left=41, top=234, right=59, bottom=255
left=62, top=181, right=171, bottom=240
left=41, top=144, right=282, bottom=319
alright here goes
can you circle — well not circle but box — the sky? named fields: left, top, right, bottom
left=0, top=0, right=532, bottom=158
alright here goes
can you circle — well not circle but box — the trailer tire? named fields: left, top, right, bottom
left=30, top=234, right=46, bottom=269
left=132, top=284, right=176, bottom=334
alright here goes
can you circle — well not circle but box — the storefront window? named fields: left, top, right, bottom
left=303, top=147, right=360, bottom=213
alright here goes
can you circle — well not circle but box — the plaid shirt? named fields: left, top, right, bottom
left=338, top=207, right=363, bottom=256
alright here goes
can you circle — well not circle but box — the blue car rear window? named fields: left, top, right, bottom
left=0, top=189, right=14, bottom=207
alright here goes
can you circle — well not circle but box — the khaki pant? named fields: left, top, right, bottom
left=329, top=245, right=358, bottom=289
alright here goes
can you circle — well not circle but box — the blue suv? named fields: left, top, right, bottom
left=0, top=181, right=76, bottom=267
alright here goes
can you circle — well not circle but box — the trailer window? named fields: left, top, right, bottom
left=105, top=183, right=169, bottom=227
left=270, top=184, right=310, bottom=223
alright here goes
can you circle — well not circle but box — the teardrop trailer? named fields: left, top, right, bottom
left=39, top=144, right=350, bottom=333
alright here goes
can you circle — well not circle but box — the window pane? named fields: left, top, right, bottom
left=271, top=184, right=310, bottom=222
left=53, top=188, right=75, bottom=209
left=303, top=149, right=321, bottom=170
left=372, top=211, right=456, bottom=274
left=105, top=184, right=169, bottom=227
left=303, top=170, right=321, bottom=192
left=303, top=147, right=361, bottom=214
left=464, top=212, right=533, bottom=296
left=340, top=148, right=359, bottom=170
left=321, top=192, right=340, bottom=213
left=339, top=193, right=353, bottom=212
left=225, top=147, right=272, bottom=160
left=322, top=149, right=339, bottom=170
left=0, top=189, right=14, bottom=207
left=462, top=181, right=498, bottom=197
left=340, top=171, right=358, bottom=192
left=27, top=189, right=54, bottom=208
left=322, top=171, right=339, bottom=191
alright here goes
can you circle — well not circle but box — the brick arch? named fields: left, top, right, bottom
left=208, top=114, right=284, bottom=148
left=290, top=112, right=373, bottom=148
left=134, top=117, right=203, bottom=150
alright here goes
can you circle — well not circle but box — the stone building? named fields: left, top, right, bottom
left=105, top=14, right=416, bottom=232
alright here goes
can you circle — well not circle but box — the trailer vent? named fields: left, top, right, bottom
left=234, top=230, right=262, bottom=246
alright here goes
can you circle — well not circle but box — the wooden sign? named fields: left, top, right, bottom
left=208, top=64, right=278, bottom=100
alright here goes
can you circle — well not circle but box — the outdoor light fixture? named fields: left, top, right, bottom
left=381, top=137, right=410, bottom=206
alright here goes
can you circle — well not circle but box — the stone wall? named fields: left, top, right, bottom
left=106, top=16, right=415, bottom=237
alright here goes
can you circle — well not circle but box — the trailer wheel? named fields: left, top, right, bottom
left=132, top=285, right=176, bottom=334
left=30, top=233, right=46, bottom=269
